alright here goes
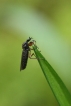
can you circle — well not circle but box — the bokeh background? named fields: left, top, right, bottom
left=0, top=0, right=71, bottom=106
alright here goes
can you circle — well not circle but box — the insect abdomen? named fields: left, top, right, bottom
left=20, top=50, right=28, bottom=71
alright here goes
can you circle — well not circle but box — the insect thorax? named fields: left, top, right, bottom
left=22, top=42, right=30, bottom=50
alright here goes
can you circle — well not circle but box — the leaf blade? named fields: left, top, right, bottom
left=33, top=46, right=71, bottom=106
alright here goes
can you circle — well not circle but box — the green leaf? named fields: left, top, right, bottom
left=33, top=46, right=71, bottom=106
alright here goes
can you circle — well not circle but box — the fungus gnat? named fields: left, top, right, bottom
left=20, top=37, right=40, bottom=71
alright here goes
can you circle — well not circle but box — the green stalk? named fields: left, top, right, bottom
left=33, top=46, right=71, bottom=106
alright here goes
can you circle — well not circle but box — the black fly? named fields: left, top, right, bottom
left=20, top=37, right=37, bottom=71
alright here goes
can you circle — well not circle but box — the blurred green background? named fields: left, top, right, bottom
left=0, top=0, right=71, bottom=106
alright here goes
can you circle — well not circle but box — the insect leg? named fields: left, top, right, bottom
left=28, top=50, right=44, bottom=60
left=30, top=48, right=41, bottom=52
left=28, top=51, right=37, bottom=59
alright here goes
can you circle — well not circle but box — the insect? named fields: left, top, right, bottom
left=20, top=37, right=38, bottom=71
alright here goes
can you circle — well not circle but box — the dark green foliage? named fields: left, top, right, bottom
left=33, top=46, right=71, bottom=106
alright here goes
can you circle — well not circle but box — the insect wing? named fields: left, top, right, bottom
left=20, top=50, right=28, bottom=71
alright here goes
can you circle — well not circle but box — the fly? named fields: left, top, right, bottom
left=20, top=37, right=42, bottom=71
